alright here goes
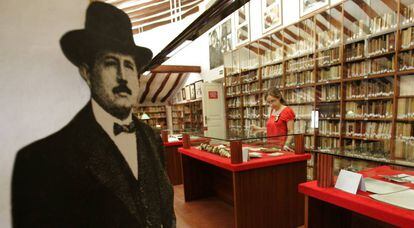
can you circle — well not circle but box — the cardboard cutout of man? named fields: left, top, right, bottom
left=11, top=2, right=175, bottom=227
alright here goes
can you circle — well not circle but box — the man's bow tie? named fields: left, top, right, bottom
left=113, top=122, right=137, bottom=135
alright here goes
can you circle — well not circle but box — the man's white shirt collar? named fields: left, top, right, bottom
left=91, top=99, right=133, bottom=137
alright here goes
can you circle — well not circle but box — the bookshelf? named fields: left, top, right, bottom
left=171, top=100, right=203, bottom=133
left=134, top=106, right=167, bottom=129
left=224, top=0, right=414, bottom=179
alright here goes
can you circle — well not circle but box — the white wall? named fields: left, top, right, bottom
left=0, top=0, right=88, bottom=226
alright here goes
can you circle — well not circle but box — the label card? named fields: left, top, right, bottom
left=335, top=169, right=365, bottom=194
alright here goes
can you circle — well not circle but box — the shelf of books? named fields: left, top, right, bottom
left=224, top=0, right=414, bottom=180
left=135, top=106, right=167, bottom=129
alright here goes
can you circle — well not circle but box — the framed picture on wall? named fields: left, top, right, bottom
left=209, top=19, right=232, bottom=70
left=262, top=0, right=282, bottom=34
left=190, top=83, right=196, bottom=100
left=181, top=88, right=186, bottom=100
left=195, top=80, right=203, bottom=99
left=300, top=0, right=329, bottom=17
left=185, top=85, right=191, bottom=101
left=234, top=3, right=250, bottom=47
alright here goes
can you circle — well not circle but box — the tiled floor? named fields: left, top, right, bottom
left=174, top=185, right=234, bottom=228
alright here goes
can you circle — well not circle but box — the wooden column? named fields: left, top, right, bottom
left=316, top=153, right=334, bottom=188
left=161, top=130, right=169, bottom=143
left=183, top=133, right=190, bottom=149
left=230, top=140, right=243, bottom=164
left=295, top=134, right=305, bottom=154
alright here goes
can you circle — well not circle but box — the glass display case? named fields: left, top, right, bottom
left=180, top=132, right=309, bottom=164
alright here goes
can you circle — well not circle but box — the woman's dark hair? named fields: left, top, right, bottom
left=267, top=87, right=286, bottom=105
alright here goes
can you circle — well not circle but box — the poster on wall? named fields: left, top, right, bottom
left=300, top=0, right=329, bottom=17
left=209, top=19, right=232, bottom=69
left=235, top=3, right=250, bottom=47
left=195, top=80, right=203, bottom=99
left=262, top=0, right=282, bottom=34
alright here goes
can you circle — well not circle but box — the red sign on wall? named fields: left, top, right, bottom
left=208, top=91, right=218, bottom=99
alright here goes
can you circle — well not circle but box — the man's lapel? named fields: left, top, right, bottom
left=74, top=103, right=141, bottom=222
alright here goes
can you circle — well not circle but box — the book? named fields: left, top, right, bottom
left=319, top=120, right=340, bottom=136
left=317, top=137, right=340, bottom=152
left=401, top=4, right=414, bottom=25
left=285, top=71, right=315, bottom=87
left=286, top=56, right=314, bottom=73
left=262, top=63, right=283, bottom=79
left=290, top=105, right=312, bottom=119
left=397, top=98, right=414, bottom=119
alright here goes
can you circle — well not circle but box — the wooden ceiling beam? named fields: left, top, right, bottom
left=151, top=65, right=201, bottom=73
left=182, top=5, right=199, bottom=19
left=161, top=73, right=184, bottom=102
left=152, top=73, right=171, bottom=103
left=139, top=73, right=157, bottom=104
left=121, top=0, right=166, bottom=12
left=380, top=0, right=398, bottom=12
left=353, top=0, right=379, bottom=18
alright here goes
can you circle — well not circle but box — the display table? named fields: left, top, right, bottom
left=178, top=146, right=311, bottom=228
left=299, top=166, right=414, bottom=228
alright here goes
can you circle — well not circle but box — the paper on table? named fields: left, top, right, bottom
left=364, top=177, right=410, bottom=194
left=335, top=170, right=364, bottom=194
left=370, top=189, right=414, bottom=210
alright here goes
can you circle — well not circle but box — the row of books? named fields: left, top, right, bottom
left=285, top=40, right=314, bottom=58
left=367, top=33, right=395, bottom=56
left=344, top=121, right=392, bottom=139
left=285, top=88, right=315, bottom=103
left=317, top=137, right=340, bottom=153
left=243, top=107, right=260, bottom=119
left=345, top=42, right=364, bottom=61
left=319, top=104, right=340, bottom=118
left=294, top=119, right=314, bottom=134
left=227, top=109, right=241, bottom=119
left=261, top=64, right=283, bottom=79
left=263, top=77, right=283, bottom=89
left=261, top=47, right=283, bottom=65
left=172, top=112, right=183, bottom=118
left=399, top=51, right=414, bottom=71
left=318, top=48, right=340, bottom=66
left=320, top=84, right=340, bottom=101
left=318, top=66, right=341, bottom=82
left=401, top=4, right=414, bottom=26
left=227, top=97, right=241, bottom=108
left=305, top=136, right=315, bottom=150
left=319, top=120, right=340, bottom=136
left=225, top=75, right=239, bottom=86
left=285, top=71, right=315, bottom=86
left=138, top=106, right=166, bottom=112
left=243, top=95, right=260, bottom=106
left=241, top=82, right=260, bottom=94
left=345, top=101, right=393, bottom=119
left=346, top=57, right=395, bottom=78
left=286, top=56, right=314, bottom=72
left=369, top=12, right=397, bottom=35
left=241, top=71, right=258, bottom=83
left=290, top=105, right=312, bottom=119
left=317, top=29, right=341, bottom=50
left=398, top=98, right=414, bottom=120
left=395, top=122, right=414, bottom=160
left=401, top=27, right=414, bottom=49
left=345, top=79, right=394, bottom=99
left=343, top=139, right=390, bottom=156
left=226, top=85, right=241, bottom=96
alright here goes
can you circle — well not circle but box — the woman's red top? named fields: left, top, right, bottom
left=266, top=106, right=295, bottom=146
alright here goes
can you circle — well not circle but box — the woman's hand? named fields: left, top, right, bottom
left=251, top=125, right=262, bottom=133
left=283, top=144, right=295, bottom=152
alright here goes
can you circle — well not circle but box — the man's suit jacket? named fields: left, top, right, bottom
left=12, top=103, right=175, bottom=227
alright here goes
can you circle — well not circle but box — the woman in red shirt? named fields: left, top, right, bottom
left=252, top=88, right=295, bottom=151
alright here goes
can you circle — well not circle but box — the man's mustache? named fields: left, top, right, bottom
left=112, top=84, right=132, bottom=95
